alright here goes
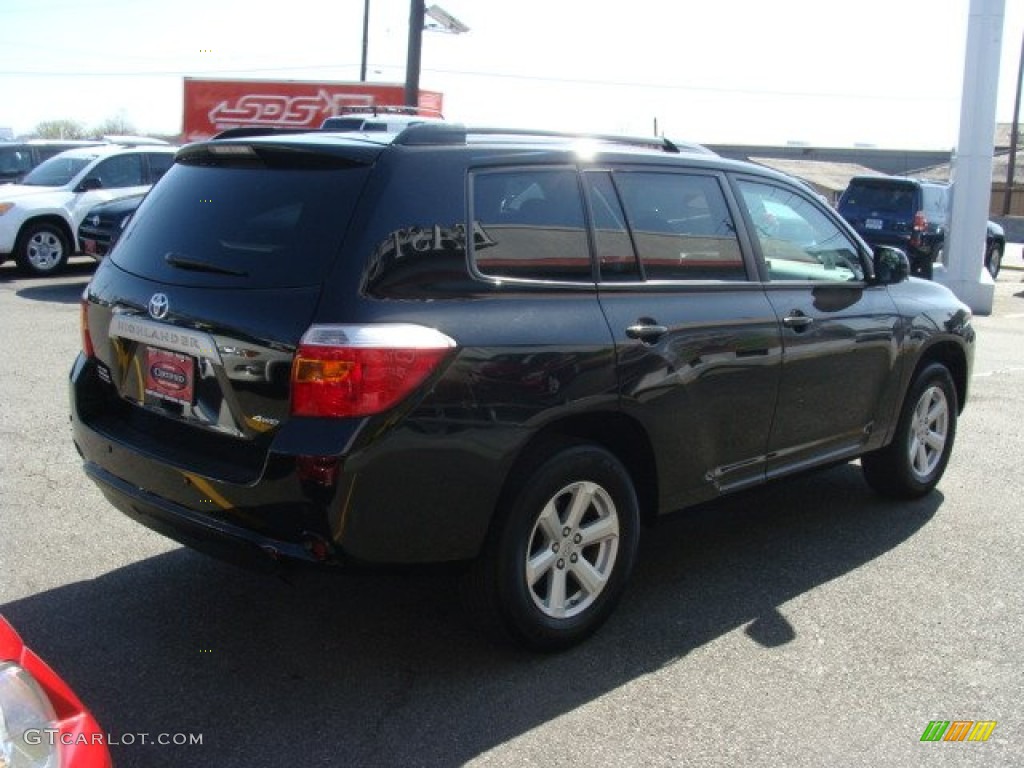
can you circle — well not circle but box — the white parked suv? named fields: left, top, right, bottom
left=0, top=143, right=176, bottom=276
left=319, top=106, right=445, bottom=134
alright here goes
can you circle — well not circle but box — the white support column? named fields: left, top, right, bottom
left=936, top=0, right=1005, bottom=314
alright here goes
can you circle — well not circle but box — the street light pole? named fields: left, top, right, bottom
left=404, top=0, right=424, bottom=107
left=360, top=0, right=370, bottom=82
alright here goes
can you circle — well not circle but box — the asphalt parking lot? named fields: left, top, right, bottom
left=1, top=253, right=1022, bottom=767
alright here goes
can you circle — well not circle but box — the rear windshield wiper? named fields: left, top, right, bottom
left=165, top=253, right=249, bottom=277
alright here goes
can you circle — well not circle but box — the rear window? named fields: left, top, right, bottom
left=839, top=181, right=918, bottom=214
left=111, top=156, right=371, bottom=289
left=921, top=185, right=948, bottom=218
left=471, top=168, right=592, bottom=282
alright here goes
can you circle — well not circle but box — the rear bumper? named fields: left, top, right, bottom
left=83, top=461, right=324, bottom=572
left=69, top=352, right=510, bottom=567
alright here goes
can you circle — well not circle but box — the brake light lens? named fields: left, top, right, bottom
left=290, top=324, right=456, bottom=418
left=909, top=211, right=927, bottom=247
left=80, top=298, right=95, bottom=358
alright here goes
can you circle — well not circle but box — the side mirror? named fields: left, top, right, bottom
left=75, top=177, right=102, bottom=193
left=872, top=245, right=910, bottom=285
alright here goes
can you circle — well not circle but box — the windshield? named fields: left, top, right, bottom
left=21, top=155, right=93, bottom=187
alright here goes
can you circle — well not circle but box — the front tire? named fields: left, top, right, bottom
left=15, top=222, right=70, bottom=276
left=463, top=442, right=639, bottom=651
left=862, top=363, right=957, bottom=499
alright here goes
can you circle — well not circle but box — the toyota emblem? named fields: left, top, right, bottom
left=148, top=293, right=170, bottom=320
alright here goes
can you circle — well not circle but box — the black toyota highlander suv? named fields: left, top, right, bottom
left=70, top=125, right=975, bottom=650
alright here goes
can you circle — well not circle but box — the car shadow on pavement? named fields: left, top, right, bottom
left=4, top=260, right=93, bottom=294
left=15, top=279, right=92, bottom=305
left=1, top=464, right=939, bottom=768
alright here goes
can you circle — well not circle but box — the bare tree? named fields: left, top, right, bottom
left=33, top=119, right=86, bottom=139
left=93, top=113, right=138, bottom=137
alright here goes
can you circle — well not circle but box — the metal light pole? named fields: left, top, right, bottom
left=404, top=0, right=425, bottom=107
left=404, top=4, right=469, bottom=108
left=360, top=0, right=370, bottom=82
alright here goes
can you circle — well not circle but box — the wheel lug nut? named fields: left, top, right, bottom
left=552, top=542, right=560, bottom=553
left=574, top=533, right=582, bottom=544
left=562, top=526, right=571, bottom=537
left=570, top=553, right=578, bottom=563
left=557, top=559, right=565, bottom=569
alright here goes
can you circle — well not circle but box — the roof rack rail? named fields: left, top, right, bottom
left=467, top=127, right=683, bottom=153
left=392, top=125, right=702, bottom=154
left=338, top=104, right=444, bottom=118
left=97, top=134, right=171, bottom=146
left=211, top=126, right=313, bottom=140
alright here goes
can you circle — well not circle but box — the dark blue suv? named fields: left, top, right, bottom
left=838, top=175, right=1005, bottom=279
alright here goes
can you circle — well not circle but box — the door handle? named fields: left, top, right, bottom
left=625, top=322, right=668, bottom=342
left=782, top=311, right=814, bottom=330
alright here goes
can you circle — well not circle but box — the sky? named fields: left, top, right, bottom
left=1, top=0, right=1023, bottom=149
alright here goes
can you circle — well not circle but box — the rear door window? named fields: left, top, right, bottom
left=92, top=154, right=144, bottom=188
left=607, top=171, right=745, bottom=281
left=470, top=168, right=592, bottom=282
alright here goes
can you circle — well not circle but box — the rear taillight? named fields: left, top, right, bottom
left=910, top=211, right=927, bottom=246
left=80, top=298, right=95, bottom=358
left=290, top=324, right=456, bottom=418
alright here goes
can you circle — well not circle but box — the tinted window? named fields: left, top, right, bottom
left=584, top=172, right=641, bottom=280
left=146, top=152, right=174, bottom=182
left=738, top=180, right=865, bottom=281
left=322, top=117, right=366, bottom=131
left=92, top=154, right=144, bottom=188
left=921, top=185, right=948, bottom=218
left=37, top=146, right=76, bottom=161
left=613, top=172, right=745, bottom=281
left=840, top=180, right=918, bottom=214
left=471, top=168, right=591, bottom=281
left=111, top=161, right=370, bottom=288
left=0, top=147, right=31, bottom=176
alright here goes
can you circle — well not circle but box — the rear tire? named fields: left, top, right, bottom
left=462, top=442, right=639, bottom=651
left=862, top=363, right=957, bottom=499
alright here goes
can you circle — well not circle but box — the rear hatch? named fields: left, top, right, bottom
left=837, top=179, right=919, bottom=246
left=79, top=138, right=380, bottom=480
